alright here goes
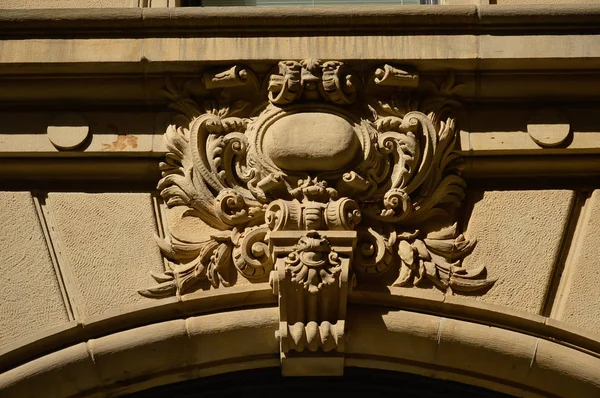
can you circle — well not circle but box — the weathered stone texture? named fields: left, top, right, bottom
left=552, top=190, right=600, bottom=334
left=0, top=192, right=69, bottom=347
left=46, top=193, right=164, bottom=319
left=461, top=190, right=575, bottom=314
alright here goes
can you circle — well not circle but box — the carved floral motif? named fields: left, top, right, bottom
left=285, top=232, right=341, bottom=293
left=139, top=61, right=495, bottom=372
left=140, top=61, right=493, bottom=299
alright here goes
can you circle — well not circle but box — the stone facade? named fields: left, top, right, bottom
left=1, top=2, right=600, bottom=397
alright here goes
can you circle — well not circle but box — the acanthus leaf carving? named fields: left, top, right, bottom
left=285, top=231, right=342, bottom=293
left=140, top=61, right=496, bottom=375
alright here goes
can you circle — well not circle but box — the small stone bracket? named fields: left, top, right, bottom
left=270, top=230, right=356, bottom=376
left=527, top=109, right=571, bottom=148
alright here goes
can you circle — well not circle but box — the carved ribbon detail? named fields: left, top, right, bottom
left=140, top=61, right=495, bottom=375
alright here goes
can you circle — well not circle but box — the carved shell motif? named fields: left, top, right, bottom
left=139, top=61, right=495, bottom=298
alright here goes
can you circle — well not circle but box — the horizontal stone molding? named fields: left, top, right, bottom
left=3, top=72, right=600, bottom=101
left=1, top=5, right=600, bottom=37
left=1, top=35, right=600, bottom=72
left=1, top=306, right=599, bottom=397
left=2, top=156, right=600, bottom=187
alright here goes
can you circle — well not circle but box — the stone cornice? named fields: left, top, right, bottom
left=1, top=5, right=600, bottom=38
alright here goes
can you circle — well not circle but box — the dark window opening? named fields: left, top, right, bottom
left=126, top=367, right=513, bottom=398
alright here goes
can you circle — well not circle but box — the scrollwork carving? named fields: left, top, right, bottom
left=372, top=64, right=419, bottom=88
left=143, top=60, right=494, bottom=296
left=141, top=60, right=495, bottom=374
left=232, top=226, right=272, bottom=279
left=268, top=59, right=360, bottom=106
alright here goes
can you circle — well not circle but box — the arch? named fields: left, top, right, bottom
left=1, top=301, right=599, bottom=397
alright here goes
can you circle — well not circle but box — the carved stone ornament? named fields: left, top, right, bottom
left=139, top=61, right=495, bottom=375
